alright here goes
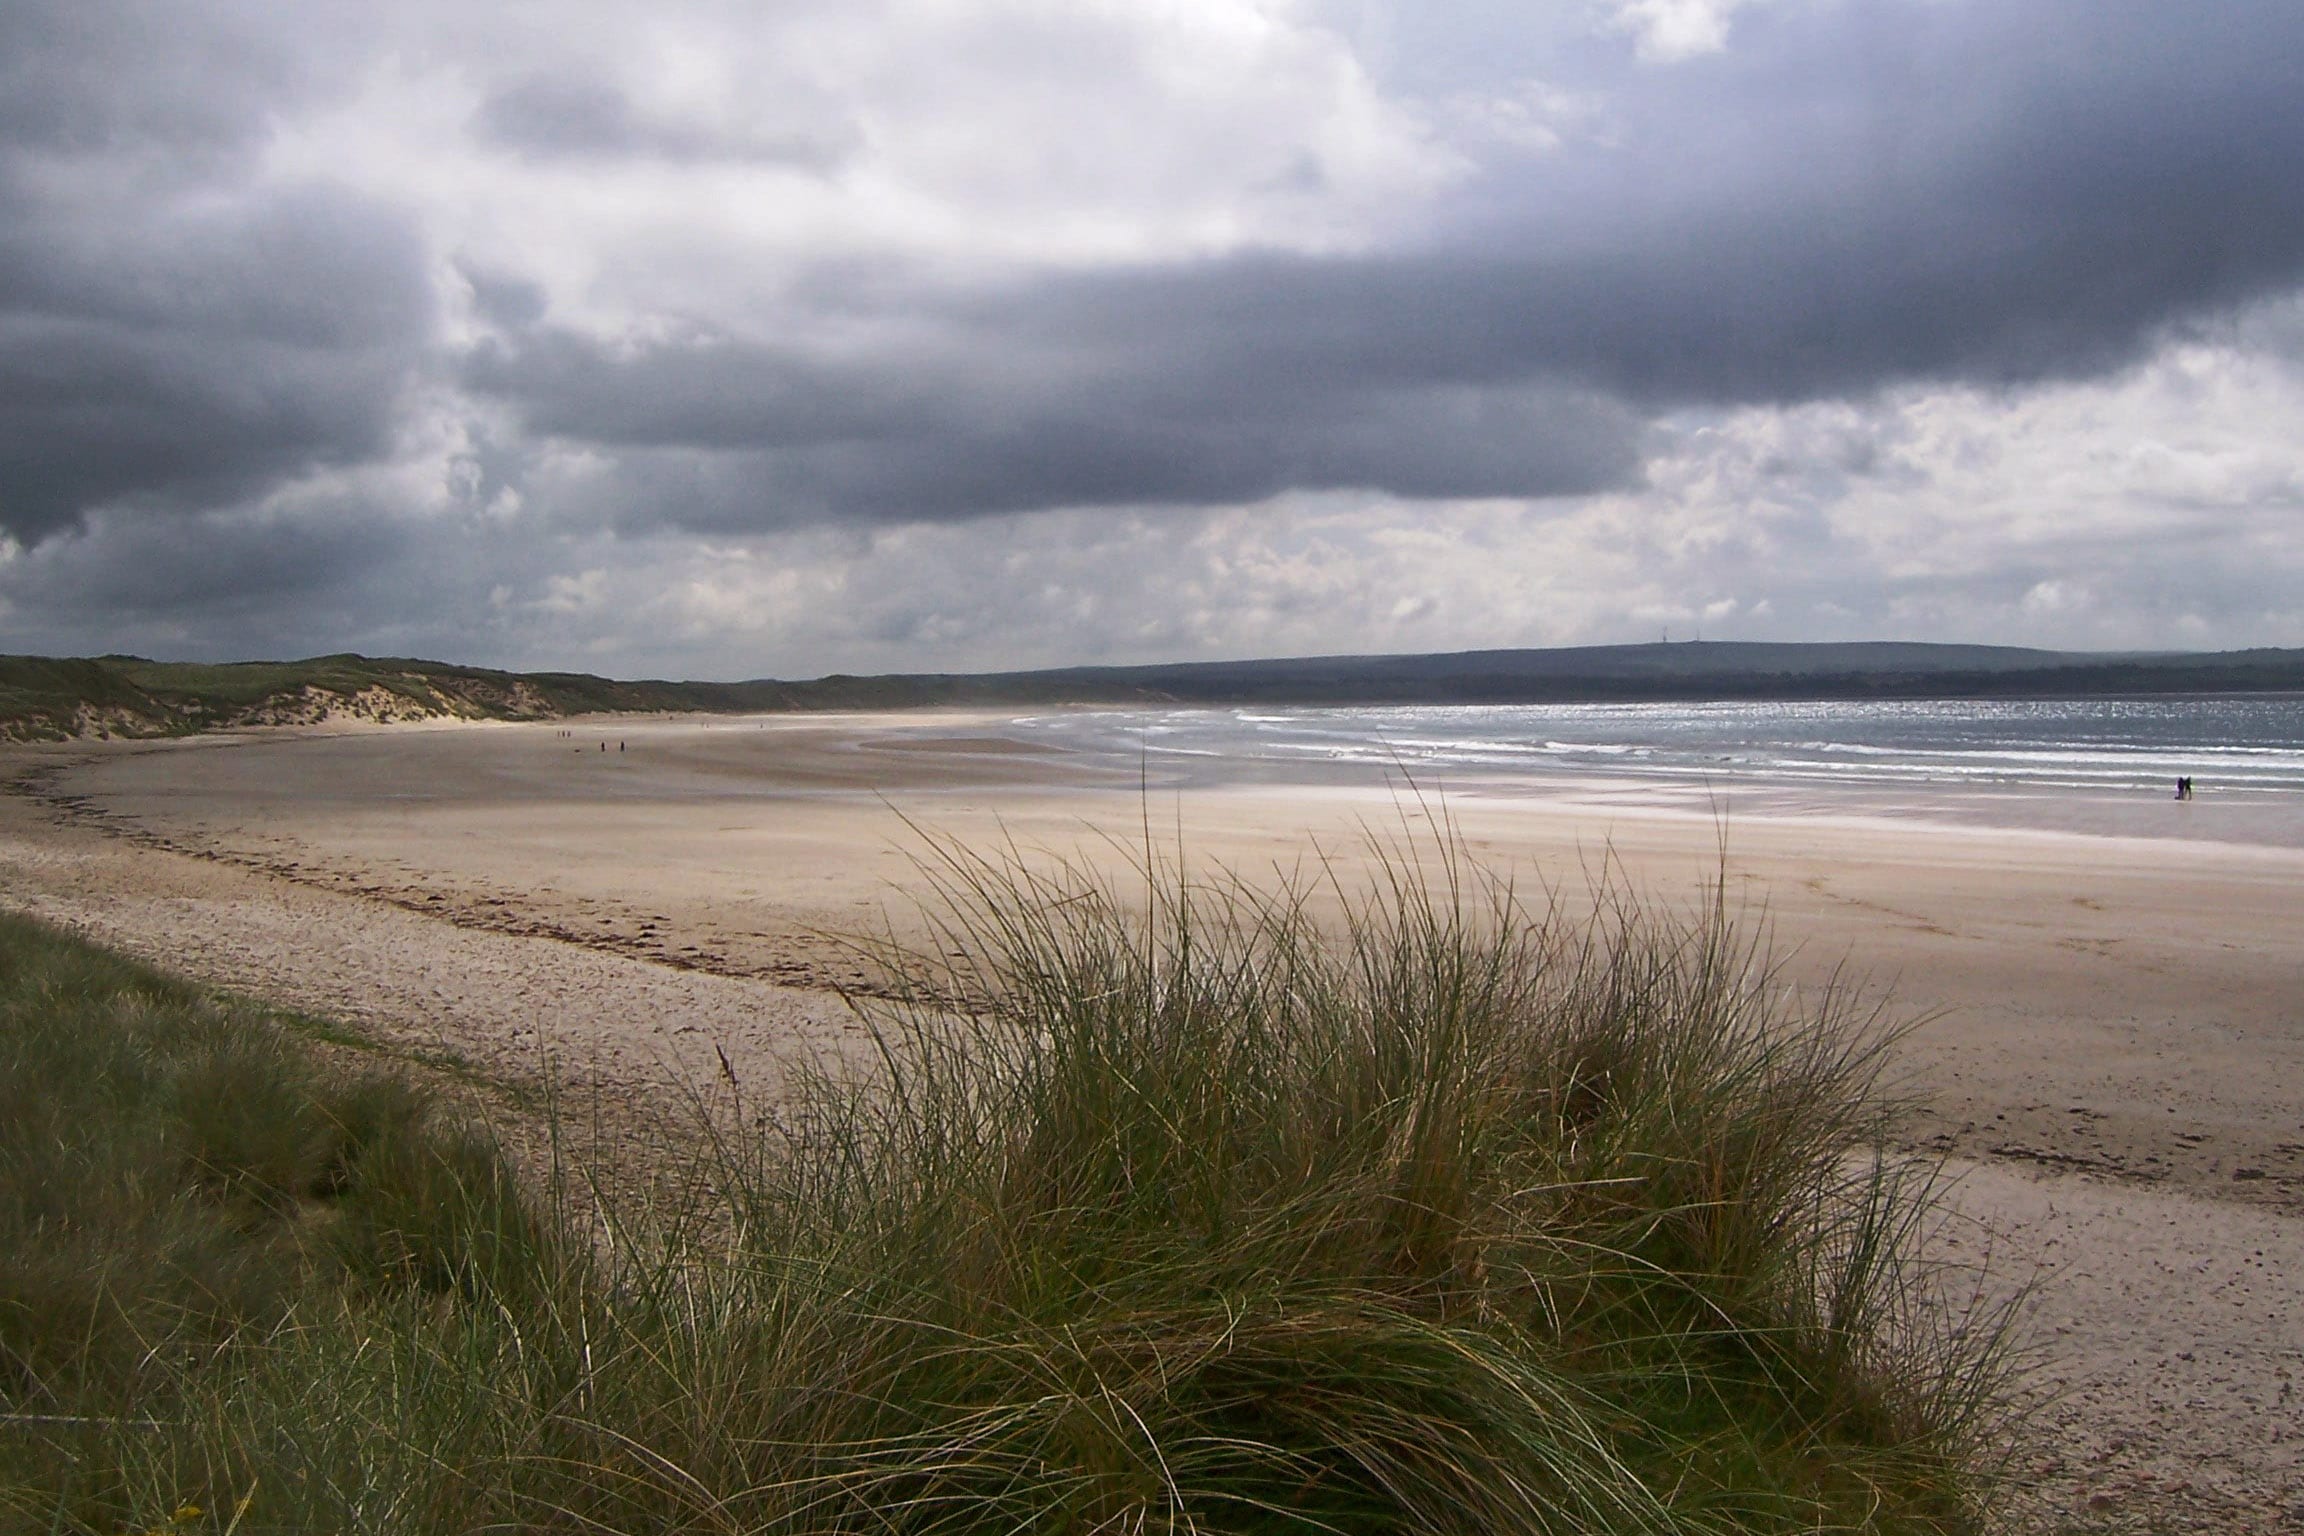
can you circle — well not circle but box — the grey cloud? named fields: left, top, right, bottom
left=0, top=500, right=418, bottom=667
left=15, top=509, right=398, bottom=617
left=1007, top=2, right=2304, bottom=409
left=0, top=488, right=615, bottom=669
left=2, top=183, right=431, bottom=350
left=463, top=0, right=2304, bottom=532
left=2225, top=292, right=2304, bottom=369
left=470, top=325, right=1641, bottom=527
left=462, top=330, right=939, bottom=450
left=475, top=71, right=852, bottom=170
left=0, top=0, right=431, bottom=544
left=0, top=186, right=433, bottom=541
left=462, top=267, right=550, bottom=331
left=779, top=383, right=1639, bottom=520
left=0, top=184, right=432, bottom=541
left=0, top=316, right=397, bottom=536
left=0, top=1, right=306, bottom=161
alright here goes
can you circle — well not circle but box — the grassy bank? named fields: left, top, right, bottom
left=0, top=842, right=2013, bottom=1533
left=0, top=912, right=544, bottom=1529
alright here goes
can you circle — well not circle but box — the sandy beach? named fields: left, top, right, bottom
left=4, top=712, right=2300, bottom=1531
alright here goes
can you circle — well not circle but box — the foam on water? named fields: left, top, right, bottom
left=1001, top=696, right=2304, bottom=799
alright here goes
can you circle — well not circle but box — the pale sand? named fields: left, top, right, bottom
left=3, top=713, right=2299, bottom=1530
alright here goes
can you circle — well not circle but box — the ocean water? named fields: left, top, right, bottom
left=1000, top=696, right=2304, bottom=800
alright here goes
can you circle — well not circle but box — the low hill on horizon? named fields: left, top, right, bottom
left=4, top=641, right=2303, bottom=742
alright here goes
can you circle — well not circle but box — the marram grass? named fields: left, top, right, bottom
left=1, top=832, right=2015, bottom=1534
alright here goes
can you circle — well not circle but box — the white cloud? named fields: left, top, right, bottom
left=1597, top=0, right=1775, bottom=61
left=1428, top=78, right=1603, bottom=153
left=257, top=0, right=1456, bottom=357
left=1611, top=323, right=2304, bottom=648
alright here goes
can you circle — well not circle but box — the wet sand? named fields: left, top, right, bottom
left=4, top=712, right=2300, bottom=1530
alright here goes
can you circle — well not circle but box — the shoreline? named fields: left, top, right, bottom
left=230, top=701, right=2304, bottom=848
left=1128, top=769, right=2304, bottom=862
left=40, top=699, right=2295, bottom=844
left=17, top=718, right=2304, bottom=1207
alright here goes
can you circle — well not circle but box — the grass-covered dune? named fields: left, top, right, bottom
left=1, top=844, right=2014, bottom=1533
left=0, top=651, right=994, bottom=740
left=0, top=653, right=719, bottom=742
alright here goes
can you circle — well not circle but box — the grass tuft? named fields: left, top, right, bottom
left=0, top=829, right=2016, bottom=1533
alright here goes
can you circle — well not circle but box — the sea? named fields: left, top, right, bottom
left=991, top=696, right=2304, bottom=839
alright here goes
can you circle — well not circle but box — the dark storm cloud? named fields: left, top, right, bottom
left=0, top=183, right=433, bottom=541
left=0, top=490, right=601, bottom=671
left=467, top=327, right=1641, bottom=527
left=16, top=506, right=403, bottom=619
left=0, top=0, right=428, bottom=545
left=461, top=0, right=2304, bottom=530
left=0, top=495, right=424, bottom=665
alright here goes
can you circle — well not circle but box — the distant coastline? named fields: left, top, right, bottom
left=5, top=640, right=2304, bottom=742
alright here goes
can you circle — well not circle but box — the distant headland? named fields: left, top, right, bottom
left=6, top=640, right=2303, bottom=742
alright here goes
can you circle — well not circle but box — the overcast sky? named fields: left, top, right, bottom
left=5, top=0, right=2302, bottom=678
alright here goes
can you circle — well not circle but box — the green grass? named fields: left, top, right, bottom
left=0, top=653, right=582, bottom=740
left=0, top=834, right=2016, bottom=1533
left=0, top=910, right=558, bottom=1528
left=0, top=653, right=802, bottom=740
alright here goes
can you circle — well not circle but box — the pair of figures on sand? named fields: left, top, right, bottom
left=2174, top=775, right=2195, bottom=800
